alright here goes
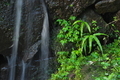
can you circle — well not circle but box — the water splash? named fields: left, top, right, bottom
left=40, top=0, right=49, bottom=79
left=9, top=0, right=23, bottom=80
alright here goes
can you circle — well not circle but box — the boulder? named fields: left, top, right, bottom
left=95, top=0, right=120, bottom=14
left=22, top=40, right=41, bottom=62
left=80, top=9, right=108, bottom=33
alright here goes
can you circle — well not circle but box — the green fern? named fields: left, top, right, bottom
left=73, top=20, right=91, bottom=37
left=81, top=33, right=107, bottom=54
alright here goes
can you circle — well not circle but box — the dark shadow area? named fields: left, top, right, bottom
left=0, top=54, right=8, bottom=65
left=101, top=12, right=116, bottom=23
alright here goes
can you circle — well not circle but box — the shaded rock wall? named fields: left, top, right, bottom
left=0, top=0, right=120, bottom=80
left=48, top=0, right=120, bottom=52
left=0, top=0, right=120, bottom=64
left=46, top=0, right=96, bottom=19
left=0, top=0, right=44, bottom=57
left=1, top=0, right=120, bottom=60
left=95, top=0, right=120, bottom=13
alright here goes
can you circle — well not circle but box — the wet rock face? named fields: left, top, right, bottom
left=0, top=0, right=120, bottom=59
left=0, top=0, right=97, bottom=56
left=0, top=0, right=43, bottom=56
left=0, top=0, right=14, bottom=54
left=46, top=0, right=96, bottom=19
left=95, top=0, right=120, bottom=13
left=22, top=40, right=41, bottom=62
left=0, top=28, right=12, bottom=53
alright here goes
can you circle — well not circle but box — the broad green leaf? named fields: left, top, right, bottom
left=56, top=19, right=63, bottom=24
left=72, top=20, right=83, bottom=25
left=61, top=20, right=68, bottom=26
left=69, top=16, right=76, bottom=20
left=93, top=36, right=103, bottom=54
left=74, top=24, right=79, bottom=29
left=60, top=40, right=67, bottom=46
left=108, top=73, right=115, bottom=80
left=89, top=35, right=93, bottom=53
left=80, top=23, right=84, bottom=37
left=83, top=41, right=87, bottom=54
left=74, top=30, right=79, bottom=34
left=114, top=30, right=119, bottom=32
left=63, top=26, right=69, bottom=32
left=57, top=34, right=64, bottom=38
left=81, top=36, right=89, bottom=52
left=93, top=33, right=107, bottom=36
left=92, top=20, right=97, bottom=24
left=84, top=22, right=91, bottom=33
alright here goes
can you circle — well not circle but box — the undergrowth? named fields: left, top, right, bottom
left=50, top=16, right=120, bottom=80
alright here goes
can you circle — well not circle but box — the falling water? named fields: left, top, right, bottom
left=21, top=60, right=26, bottom=80
left=40, top=0, right=49, bottom=79
left=20, top=0, right=34, bottom=80
left=9, top=0, right=23, bottom=80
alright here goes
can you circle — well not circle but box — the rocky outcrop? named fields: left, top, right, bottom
left=95, top=0, right=120, bottom=13
left=0, top=0, right=14, bottom=54
left=0, top=0, right=120, bottom=63
left=0, top=0, right=97, bottom=58
left=46, top=0, right=96, bottom=19
left=0, top=0, right=43, bottom=56
left=1, top=0, right=120, bottom=80
left=80, top=9, right=108, bottom=33
left=22, top=40, right=41, bottom=62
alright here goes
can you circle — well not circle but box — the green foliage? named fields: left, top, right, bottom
left=81, top=33, right=107, bottom=54
left=50, top=50, right=82, bottom=80
left=50, top=16, right=108, bottom=80
left=113, top=17, right=117, bottom=21
left=82, top=39, right=120, bottom=80
left=107, top=16, right=120, bottom=38
left=72, top=20, right=91, bottom=37
left=70, top=4, right=73, bottom=7
left=56, top=16, right=107, bottom=54
left=50, top=16, right=120, bottom=80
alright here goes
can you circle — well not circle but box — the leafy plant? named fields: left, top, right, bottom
left=81, top=33, right=107, bottom=54
left=50, top=16, right=109, bottom=80
left=72, top=20, right=91, bottom=37
left=82, top=39, right=120, bottom=80
left=106, top=16, right=120, bottom=39
left=57, top=16, right=107, bottom=55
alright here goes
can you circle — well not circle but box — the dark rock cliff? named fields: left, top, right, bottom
left=0, top=0, right=120, bottom=79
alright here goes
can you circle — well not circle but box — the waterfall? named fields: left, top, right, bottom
left=20, top=0, right=34, bottom=80
left=9, top=0, right=23, bottom=80
left=21, top=60, right=26, bottom=80
left=40, top=0, right=49, bottom=79
left=8, top=0, right=49, bottom=80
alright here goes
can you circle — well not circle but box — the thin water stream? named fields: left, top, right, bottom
left=21, top=60, right=26, bottom=80
left=8, top=0, right=50, bottom=80
left=40, top=0, right=49, bottom=79
left=21, top=1, right=34, bottom=80
left=9, top=0, right=23, bottom=80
